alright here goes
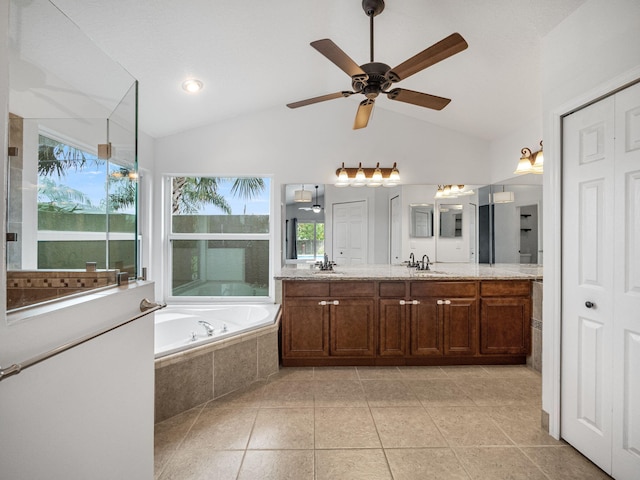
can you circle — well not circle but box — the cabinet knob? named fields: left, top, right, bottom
left=437, top=300, right=444, bottom=305
left=445, top=300, right=451, bottom=305
left=318, top=301, right=327, bottom=306
left=412, top=300, right=420, bottom=305
left=399, top=300, right=406, bottom=305
left=333, top=300, right=339, bottom=305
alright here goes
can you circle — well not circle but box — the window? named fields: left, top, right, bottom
left=34, top=134, right=137, bottom=271
left=168, top=176, right=271, bottom=299
left=295, top=221, right=324, bottom=261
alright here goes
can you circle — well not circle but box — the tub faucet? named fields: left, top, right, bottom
left=198, top=320, right=215, bottom=336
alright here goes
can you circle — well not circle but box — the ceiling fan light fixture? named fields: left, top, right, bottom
left=182, top=79, right=203, bottom=93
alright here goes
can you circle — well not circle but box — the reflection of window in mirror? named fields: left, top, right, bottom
left=439, top=204, right=463, bottom=238
left=295, top=221, right=325, bottom=261
left=409, top=204, right=434, bottom=238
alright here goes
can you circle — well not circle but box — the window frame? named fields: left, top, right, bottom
left=164, top=174, right=274, bottom=304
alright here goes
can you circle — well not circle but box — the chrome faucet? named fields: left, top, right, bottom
left=420, top=255, right=431, bottom=271
left=198, top=320, right=215, bottom=336
left=316, top=253, right=335, bottom=271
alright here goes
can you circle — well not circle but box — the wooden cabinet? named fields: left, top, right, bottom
left=479, top=281, right=531, bottom=355
left=282, top=281, right=375, bottom=363
left=282, top=279, right=530, bottom=366
left=409, top=282, right=477, bottom=357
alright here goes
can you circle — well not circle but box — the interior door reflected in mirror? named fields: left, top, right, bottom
left=409, top=204, right=434, bottom=238
left=439, top=204, right=463, bottom=238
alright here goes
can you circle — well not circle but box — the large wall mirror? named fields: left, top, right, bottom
left=282, top=182, right=542, bottom=267
left=409, top=204, right=434, bottom=238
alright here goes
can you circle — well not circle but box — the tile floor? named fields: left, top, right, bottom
left=154, top=365, right=611, bottom=480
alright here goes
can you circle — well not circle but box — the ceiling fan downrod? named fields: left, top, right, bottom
left=362, top=0, right=384, bottom=62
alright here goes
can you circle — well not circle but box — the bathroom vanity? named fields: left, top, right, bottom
left=275, top=264, right=541, bottom=367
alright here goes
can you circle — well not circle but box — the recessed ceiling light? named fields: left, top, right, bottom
left=182, top=79, right=203, bottom=93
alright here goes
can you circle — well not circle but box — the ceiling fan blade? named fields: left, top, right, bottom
left=353, top=99, right=375, bottom=130
left=387, top=33, right=468, bottom=82
left=387, top=88, right=451, bottom=110
left=311, top=39, right=368, bottom=79
left=287, top=91, right=351, bottom=109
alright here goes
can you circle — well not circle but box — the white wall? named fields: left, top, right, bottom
left=540, top=0, right=640, bottom=438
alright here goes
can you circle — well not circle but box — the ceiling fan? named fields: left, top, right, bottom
left=287, top=0, right=468, bottom=129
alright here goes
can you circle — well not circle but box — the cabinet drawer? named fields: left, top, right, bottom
left=330, top=281, right=375, bottom=297
left=379, top=281, right=407, bottom=297
left=284, top=281, right=330, bottom=297
left=480, top=281, right=530, bottom=297
left=410, top=281, right=477, bottom=298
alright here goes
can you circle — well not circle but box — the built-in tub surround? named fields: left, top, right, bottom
left=527, top=280, right=543, bottom=373
left=154, top=305, right=281, bottom=423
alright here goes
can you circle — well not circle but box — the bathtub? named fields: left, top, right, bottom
left=154, top=303, right=281, bottom=422
left=154, top=303, right=281, bottom=358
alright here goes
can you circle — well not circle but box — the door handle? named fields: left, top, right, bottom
left=585, top=301, right=595, bottom=309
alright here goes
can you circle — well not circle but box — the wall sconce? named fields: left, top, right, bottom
left=434, top=185, right=475, bottom=199
left=294, top=185, right=312, bottom=202
left=514, top=140, right=543, bottom=174
left=335, top=162, right=400, bottom=188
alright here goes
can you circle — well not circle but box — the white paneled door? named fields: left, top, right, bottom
left=332, top=200, right=367, bottom=265
left=562, top=81, right=640, bottom=479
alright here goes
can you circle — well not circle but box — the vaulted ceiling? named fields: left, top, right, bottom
left=47, top=0, right=586, bottom=140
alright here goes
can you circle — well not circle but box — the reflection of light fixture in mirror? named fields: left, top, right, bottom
left=514, top=140, right=543, bottom=174
left=336, top=162, right=349, bottom=187
left=334, top=163, right=400, bottom=187
left=311, top=185, right=322, bottom=213
left=434, top=184, right=475, bottom=198
left=492, top=186, right=515, bottom=203
left=294, top=185, right=312, bottom=202
left=182, top=79, right=204, bottom=93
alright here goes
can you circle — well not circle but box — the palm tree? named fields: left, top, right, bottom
left=37, top=177, right=93, bottom=213
left=172, top=177, right=266, bottom=215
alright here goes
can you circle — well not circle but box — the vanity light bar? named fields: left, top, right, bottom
left=335, top=162, right=400, bottom=188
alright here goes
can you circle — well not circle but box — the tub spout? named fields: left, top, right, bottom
left=198, top=320, right=215, bottom=336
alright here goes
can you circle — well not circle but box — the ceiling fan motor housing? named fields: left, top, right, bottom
left=362, top=0, right=385, bottom=16
left=352, top=62, right=392, bottom=98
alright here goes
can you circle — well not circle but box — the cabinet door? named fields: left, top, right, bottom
left=330, top=298, right=375, bottom=356
left=443, top=298, right=477, bottom=355
left=480, top=297, right=530, bottom=354
left=409, top=299, right=443, bottom=356
left=283, top=299, right=329, bottom=357
left=378, top=299, right=406, bottom=357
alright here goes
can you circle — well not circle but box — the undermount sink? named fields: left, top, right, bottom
left=412, top=270, right=451, bottom=277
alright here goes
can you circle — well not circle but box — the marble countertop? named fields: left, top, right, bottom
left=275, top=263, right=543, bottom=281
